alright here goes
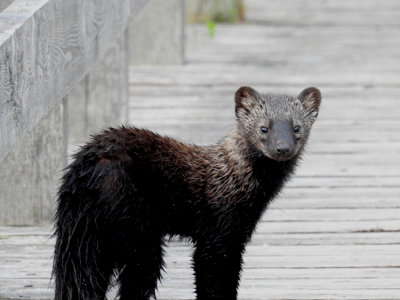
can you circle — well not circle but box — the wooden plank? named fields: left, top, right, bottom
left=255, top=220, right=400, bottom=234
left=250, top=232, right=400, bottom=246
left=2, top=0, right=400, bottom=298
left=0, top=0, right=148, bottom=162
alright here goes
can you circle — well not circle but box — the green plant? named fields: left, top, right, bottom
left=206, top=20, right=216, bottom=37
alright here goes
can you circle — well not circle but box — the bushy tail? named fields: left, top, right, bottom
left=53, top=161, right=115, bottom=300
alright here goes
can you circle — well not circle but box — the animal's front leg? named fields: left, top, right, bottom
left=193, top=239, right=245, bottom=300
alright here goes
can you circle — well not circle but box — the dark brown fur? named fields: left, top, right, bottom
left=53, top=87, right=321, bottom=300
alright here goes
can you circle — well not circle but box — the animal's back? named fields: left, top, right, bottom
left=58, top=127, right=208, bottom=235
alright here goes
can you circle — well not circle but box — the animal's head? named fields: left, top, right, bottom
left=235, top=86, right=321, bottom=161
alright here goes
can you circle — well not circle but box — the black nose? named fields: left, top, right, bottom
left=276, top=142, right=290, bottom=155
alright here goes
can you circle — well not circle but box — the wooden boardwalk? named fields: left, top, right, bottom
left=1, top=0, right=400, bottom=299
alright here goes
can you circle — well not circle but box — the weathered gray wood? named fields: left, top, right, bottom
left=246, top=0, right=400, bottom=27
left=66, top=32, right=129, bottom=155
left=127, top=0, right=400, bottom=298
left=0, top=0, right=148, bottom=163
left=0, top=103, right=64, bottom=225
left=0, top=0, right=13, bottom=12
left=0, top=3, right=136, bottom=226
left=65, top=78, right=87, bottom=147
left=1, top=0, right=400, bottom=298
left=129, top=0, right=184, bottom=65
left=86, top=33, right=130, bottom=136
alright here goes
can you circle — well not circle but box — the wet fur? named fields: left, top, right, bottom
left=53, top=87, right=320, bottom=300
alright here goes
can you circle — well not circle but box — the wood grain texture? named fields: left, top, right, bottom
left=1, top=0, right=400, bottom=299
left=86, top=33, right=129, bottom=137
left=129, top=0, right=184, bottom=65
left=65, top=32, right=129, bottom=158
left=0, top=0, right=148, bottom=163
left=0, top=102, right=64, bottom=226
left=127, top=0, right=399, bottom=298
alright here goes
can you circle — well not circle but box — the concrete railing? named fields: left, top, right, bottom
left=0, top=0, right=184, bottom=225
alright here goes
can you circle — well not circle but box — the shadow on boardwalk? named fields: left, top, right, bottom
left=1, top=0, right=400, bottom=299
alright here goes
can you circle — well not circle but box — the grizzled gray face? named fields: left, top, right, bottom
left=235, top=86, right=321, bottom=161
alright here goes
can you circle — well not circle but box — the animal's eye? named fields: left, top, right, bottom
left=260, top=126, right=268, bottom=133
left=293, top=125, right=301, bottom=133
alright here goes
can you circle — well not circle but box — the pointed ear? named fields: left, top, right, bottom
left=235, top=86, right=260, bottom=115
left=298, top=87, right=321, bottom=117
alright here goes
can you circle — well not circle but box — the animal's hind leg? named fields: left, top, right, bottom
left=117, top=235, right=165, bottom=300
